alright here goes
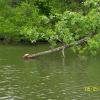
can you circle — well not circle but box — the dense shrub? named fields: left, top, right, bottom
left=0, top=0, right=100, bottom=53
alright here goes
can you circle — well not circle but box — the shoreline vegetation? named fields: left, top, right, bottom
left=0, top=37, right=48, bottom=45
left=0, top=0, right=100, bottom=56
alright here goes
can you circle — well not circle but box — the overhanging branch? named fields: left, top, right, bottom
left=22, top=37, right=88, bottom=60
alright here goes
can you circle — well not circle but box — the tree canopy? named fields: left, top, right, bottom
left=0, top=0, right=100, bottom=54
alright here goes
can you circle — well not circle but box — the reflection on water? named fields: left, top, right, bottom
left=0, top=44, right=100, bottom=100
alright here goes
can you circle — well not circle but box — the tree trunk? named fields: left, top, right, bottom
left=22, top=37, right=87, bottom=60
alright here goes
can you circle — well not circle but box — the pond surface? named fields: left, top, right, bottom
left=0, top=44, right=100, bottom=100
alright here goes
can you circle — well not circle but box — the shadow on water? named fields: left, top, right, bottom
left=0, top=44, right=100, bottom=100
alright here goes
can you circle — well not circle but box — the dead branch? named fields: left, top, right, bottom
left=22, top=37, right=87, bottom=60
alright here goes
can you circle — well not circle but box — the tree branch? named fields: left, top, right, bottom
left=22, top=37, right=88, bottom=60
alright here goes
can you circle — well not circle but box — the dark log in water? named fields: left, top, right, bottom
left=22, top=37, right=87, bottom=60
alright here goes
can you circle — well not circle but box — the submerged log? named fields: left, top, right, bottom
left=22, top=37, right=87, bottom=60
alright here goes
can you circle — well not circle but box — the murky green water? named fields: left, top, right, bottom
left=0, top=44, right=100, bottom=100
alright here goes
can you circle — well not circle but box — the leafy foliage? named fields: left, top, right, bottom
left=0, top=0, right=100, bottom=53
